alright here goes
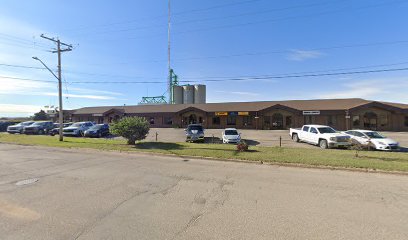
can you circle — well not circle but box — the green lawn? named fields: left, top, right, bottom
left=1, top=133, right=408, bottom=172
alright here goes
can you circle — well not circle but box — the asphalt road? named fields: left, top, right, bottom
left=1, top=144, right=408, bottom=240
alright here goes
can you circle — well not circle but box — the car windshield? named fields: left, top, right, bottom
left=225, top=130, right=238, bottom=135
left=32, top=122, right=45, bottom=126
left=70, top=123, right=83, bottom=127
left=188, top=125, right=203, bottom=131
left=318, top=127, right=336, bottom=134
left=365, top=131, right=385, bottom=139
left=89, top=125, right=104, bottom=130
left=19, top=122, right=33, bottom=126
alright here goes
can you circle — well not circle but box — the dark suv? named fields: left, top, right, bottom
left=49, top=123, right=72, bottom=136
left=185, top=124, right=205, bottom=143
left=84, top=124, right=110, bottom=138
left=23, top=121, right=54, bottom=135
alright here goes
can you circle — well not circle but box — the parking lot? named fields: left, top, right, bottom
left=144, top=128, right=408, bottom=149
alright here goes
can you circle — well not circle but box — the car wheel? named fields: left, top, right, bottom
left=292, top=134, right=299, bottom=142
left=98, top=132, right=102, bottom=138
left=319, top=139, right=328, bottom=149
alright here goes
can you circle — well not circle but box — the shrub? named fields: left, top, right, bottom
left=236, top=140, right=249, bottom=152
left=110, top=117, right=150, bottom=145
left=349, top=139, right=372, bottom=157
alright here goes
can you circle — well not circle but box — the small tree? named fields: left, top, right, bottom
left=110, top=117, right=150, bottom=145
left=32, top=110, right=49, bottom=121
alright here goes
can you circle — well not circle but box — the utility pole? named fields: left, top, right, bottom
left=37, top=34, right=73, bottom=141
left=168, top=0, right=172, bottom=104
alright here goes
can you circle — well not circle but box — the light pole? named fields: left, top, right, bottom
left=33, top=56, right=64, bottom=141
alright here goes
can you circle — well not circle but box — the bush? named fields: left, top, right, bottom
left=110, top=117, right=150, bottom=145
left=236, top=140, right=249, bottom=152
left=349, top=139, right=372, bottom=157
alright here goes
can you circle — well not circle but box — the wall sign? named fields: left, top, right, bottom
left=238, top=112, right=249, bottom=116
left=93, top=113, right=104, bottom=117
left=215, top=112, right=228, bottom=116
left=229, top=112, right=238, bottom=116
left=303, top=111, right=320, bottom=115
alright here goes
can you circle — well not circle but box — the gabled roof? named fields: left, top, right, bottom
left=71, top=98, right=407, bottom=115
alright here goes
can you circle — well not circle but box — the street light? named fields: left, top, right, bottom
left=32, top=56, right=64, bottom=142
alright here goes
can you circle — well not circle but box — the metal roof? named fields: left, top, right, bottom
left=71, top=98, right=408, bottom=115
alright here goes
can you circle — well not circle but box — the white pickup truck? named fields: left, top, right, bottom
left=289, top=125, right=351, bottom=149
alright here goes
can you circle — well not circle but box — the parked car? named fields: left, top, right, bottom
left=49, top=123, right=72, bottom=136
left=63, top=122, right=94, bottom=137
left=7, top=121, right=34, bottom=134
left=23, top=121, right=54, bottom=135
left=185, top=124, right=205, bottom=143
left=0, top=121, right=19, bottom=132
left=290, top=125, right=351, bottom=149
left=343, top=130, right=399, bottom=151
left=222, top=128, right=241, bottom=144
left=84, top=124, right=110, bottom=138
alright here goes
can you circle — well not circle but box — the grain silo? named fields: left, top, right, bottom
left=194, top=84, right=206, bottom=104
left=172, top=85, right=183, bottom=104
left=183, top=85, right=195, bottom=104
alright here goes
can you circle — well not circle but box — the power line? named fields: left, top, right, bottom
left=67, top=66, right=408, bottom=84
left=0, top=75, right=56, bottom=83
left=173, top=0, right=407, bottom=36
left=181, top=61, right=408, bottom=79
left=75, top=0, right=406, bottom=39
left=181, top=67, right=408, bottom=83
left=173, top=1, right=340, bottom=26
left=0, top=63, right=46, bottom=70
left=62, top=0, right=264, bottom=33
left=2, top=65, right=408, bottom=85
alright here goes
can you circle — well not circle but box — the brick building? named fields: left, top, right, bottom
left=69, top=98, right=408, bottom=131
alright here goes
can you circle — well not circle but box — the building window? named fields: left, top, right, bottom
left=164, top=117, right=172, bottom=125
left=286, top=116, right=292, bottom=128
left=363, top=112, right=378, bottom=130
left=227, top=115, right=236, bottom=125
left=243, top=116, right=252, bottom=126
left=327, top=115, right=336, bottom=126
left=352, top=116, right=360, bottom=127
left=405, top=116, right=408, bottom=127
left=212, top=117, right=220, bottom=125
left=149, top=117, right=155, bottom=125
left=199, top=117, right=203, bottom=124
left=264, top=116, right=270, bottom=125
left=379, top=115, right=388, bottom=127
left=271, top=113, right=284, bottom=129
left=304, top=115, right=313, bottom=124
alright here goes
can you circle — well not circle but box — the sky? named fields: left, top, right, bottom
left=1, top=0, right=408, bottom=117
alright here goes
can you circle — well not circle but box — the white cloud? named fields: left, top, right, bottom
left=319, top=78, right=408, bottom=103
left=215, top=90, right=260, bottom=97
left=0, top=104, right=42, bottom=114
left=286, top=49, right=324, bottom=61
left=43, top=92, right=117, bottom=100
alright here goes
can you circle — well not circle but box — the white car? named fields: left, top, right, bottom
left=222, top=128, right=241, bottom=144
left=343, top=130, right=399, bottom=151
left=290, top=125, right=351, bottom=149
